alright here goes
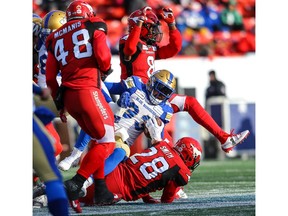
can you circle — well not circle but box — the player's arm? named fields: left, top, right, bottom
left=161, top=180, right=178, bottom=203
left=123, top=8, right=148, bottom=60
left=156, top=7, right=182, bottom=59
left=156, top=29, right=181, bottom=59
left=161, top=168, right=190, bottom=203
left=170, top=94, right=229, bottom=144
left=45, top=38, right=61, bottom=99
left=123, top=25, right=142, bottom=60
left=104, top=81, right=126, bottom=95
left=91, top=20, right=113, bottom=78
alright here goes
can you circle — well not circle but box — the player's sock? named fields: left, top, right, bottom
left=45, top=180, right=69, bottom=216
left=104, top=148, right=126, bottom=176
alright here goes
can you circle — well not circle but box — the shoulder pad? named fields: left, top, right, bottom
left=86, top=18, right=107, bottom=34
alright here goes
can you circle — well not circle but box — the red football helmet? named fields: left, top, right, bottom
left=66, top=0, right=95, bottom=22
left=174, top=137, right=202, bottom=171
left=128, top=7, right=163, bottom=45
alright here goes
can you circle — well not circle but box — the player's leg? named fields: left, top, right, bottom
left=58, top=128, right=90, bottom=171
left=178, top=95, right=250, bottom=152
left=63, top=88, right=117, bottom=206
left=33, top=115, right=69, bottom=216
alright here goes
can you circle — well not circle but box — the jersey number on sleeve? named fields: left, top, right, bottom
left=54, top=29, right=92, bottom=66
left=130, top=147, right=169, bottom=180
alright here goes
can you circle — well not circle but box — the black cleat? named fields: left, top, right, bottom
left=94, top=179, right=122, bottom=205
left=33, top=182, right=46, bottom=199
left=64, top=179, right=82, bottom=201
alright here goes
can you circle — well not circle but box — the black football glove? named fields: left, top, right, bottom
left=100, top=67, right=114, bottom=81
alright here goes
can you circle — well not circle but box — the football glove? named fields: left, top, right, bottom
left=117, top=91, right=131, bottom=108
left=145, top=117, right=164, bottom=143
left=160, top=7, right=175, bottom=26
left=100, top=67, right=114, bottom=81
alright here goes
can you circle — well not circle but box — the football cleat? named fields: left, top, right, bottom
left=221, top=130, right=250, bottom=153
left=64, top=179, right=82, bottom=201
left=58, top=156, right=80, bottom=171
left=33, top=182, right=46, bottom=199
left=33, top=195, right=48, bottom=208
left=174, top=187, right=188, bottom=199
left=58, top=157, right=73, bottom=171
left=94, top=179, right=122, bottom=205
left=70, top=199, right=82, bottom=213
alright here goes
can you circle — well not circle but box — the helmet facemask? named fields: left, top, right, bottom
left=140, top=22, right=163, bottom=45
left=146, top=70, right=176, bottom=105
left=174, top=137, right=202, bottom=172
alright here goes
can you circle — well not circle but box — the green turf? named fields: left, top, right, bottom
left=34, top=158, right=255, bottom=216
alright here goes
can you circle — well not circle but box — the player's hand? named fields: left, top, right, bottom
left=117, top=92, right=131, bottom=108
left=145, top=117, right=164, bottom=143
left=130, top=6, right=152, bottom=24
left=59, top=109, right=67, bottom=123
left=159, top=7, right=175, bottom=25
left=33, top=22, right=42, bottom=37
left=40, top=88, right=51, bottom=101
left=130, top=15, right=147, bottom=24
left=100, top=67, right=113, bottom=81
left=142, top=194, right=160, bottom=204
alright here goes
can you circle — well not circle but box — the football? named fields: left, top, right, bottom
left=143, top=117, right=162, bottom=139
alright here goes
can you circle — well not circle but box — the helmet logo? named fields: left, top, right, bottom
left=191, top=144, right=202, bottom=159
left=76, top=5, right=82, bottom=14
left=60, top=17, right=67, bottom=25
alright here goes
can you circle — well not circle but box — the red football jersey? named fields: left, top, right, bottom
left=45, top=17, right=111, bottom=98
left=108, top=141, right=191, bottom=202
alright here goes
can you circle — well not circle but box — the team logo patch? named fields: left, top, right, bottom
left=126, top=79, right=135, bottom=89
left=165, top=113, right=172, bottom=121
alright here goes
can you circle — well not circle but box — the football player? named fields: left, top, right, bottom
left=78, top=117, right=203, bottom=207
left=33, top=13, right=42, bottom=83
left=34, top=10, right=67, bottom=157
left=33, top=83, right=69, bottom=216
left=119, top=6, right=250, bottom=153
left=45, top=0, right=118, bottom=208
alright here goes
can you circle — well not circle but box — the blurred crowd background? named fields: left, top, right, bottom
left=33, top=0, right=255, bottom=57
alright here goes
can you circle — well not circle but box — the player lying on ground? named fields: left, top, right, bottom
left=78, top=117, right=203, bottom=209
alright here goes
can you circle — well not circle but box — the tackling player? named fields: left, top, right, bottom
left=78, top=116, right=203, bottom=206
